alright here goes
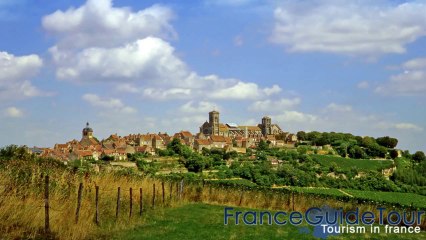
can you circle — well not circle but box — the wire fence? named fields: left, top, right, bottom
left=0, top=176, right=186, bottom=238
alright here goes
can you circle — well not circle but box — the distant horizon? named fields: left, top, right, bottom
left=0, top=0, right=425, bottom=153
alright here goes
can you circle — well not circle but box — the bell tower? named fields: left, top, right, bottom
left=209, top=110, right=220, bottom=135
left=261, top=116, right=271, bottom=136
left=82, top=122, right=94, bottom=139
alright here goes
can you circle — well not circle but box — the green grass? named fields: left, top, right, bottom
left=344, top=189, right=426, bottom=208
left=289, top=186, right=348, bottom=198
left=313, top=155, right=393, bottom=171
left=112, top=203, right=426, bottom=240
left=112, top=203, right=314, bottom=240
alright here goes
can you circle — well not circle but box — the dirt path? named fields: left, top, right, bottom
left=338, top=189, right=354, bottom=197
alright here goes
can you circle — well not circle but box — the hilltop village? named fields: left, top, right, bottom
left=30, top=111, right=298, bottom=162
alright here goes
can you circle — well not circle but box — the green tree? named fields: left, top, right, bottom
left=180, top=153, right=207, bottom=173
left=376, top=136, right=398, bottom=148
left=412, top=151, right=426, bottom=163
left=296, top=131, right=306, bottom=141
left=257, top=140, right=269, bottom=151
left=389, top=149, right=399, bottom=159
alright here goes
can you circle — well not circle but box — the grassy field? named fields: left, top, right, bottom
left=312, top=155, right=394, bottom=171
left=113, top=203, right=426, bottom=240
left=344, top=189, right=426, bottom=209
left=112, top=203, right=313, bottom=240
left=288, top=186, right=348, bottom=198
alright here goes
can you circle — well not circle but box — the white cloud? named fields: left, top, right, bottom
left=0, top=51, right=44, bottom=100
left=209, top=82, right=280, bottom=100
left=180, top=101, right=218, bottom=114
left=143, top=88, right=192, bottom=100
left=205, top=0, right=256, bottom=6
left=249, top=97, right=300, bottom=112
left=325, top=103, right=352, bottom=112
left=402, top=58, right=426, bottom=70
left=82, top=93, right=136, bottom=114
left=272, top=110, right=317, bottom=123
left=51, top=37, right=192, bottom=86
left=375, top=122, right=423, bottom=132
left=4, top=107, right=23, bottom=118
left=376, top=58, right=426, bottom=95
left=270, top=1, right=426, bottom=56
left=357, top=81, right=369, bottom=89
left=44, top=0, right=281, bottom=101
left=263, top=85, right=282, bottom=96
left=42, top=0, right=176, bottom=49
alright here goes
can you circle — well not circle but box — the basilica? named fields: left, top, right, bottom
left=199, top=110, right=283, bottom=138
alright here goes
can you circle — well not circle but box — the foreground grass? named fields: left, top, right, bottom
left=112, top=203, right=426, bottom=240
left=112, top=203, right=312, bottom=240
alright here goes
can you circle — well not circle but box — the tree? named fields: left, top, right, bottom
left=389, top=149, right=399, bottom=159
left=257, top=140, right=269, bottom=151
left=296, top=131, right=306, bottom=141
left=348, top=145, right=366, bottom=159
left=376, top=136, right=398, bottom=148
left=180, top=153, right=207, bottom=173
left=412, top=151, right=426, bottom=163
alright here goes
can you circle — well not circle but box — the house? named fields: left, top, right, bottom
left=135, top=145, right=155, bottom=155
left=102, top=149, right=127, bottom=161
left=210, top=135, right=230, bottom=149
left=194, top=139, right=212, bottom=152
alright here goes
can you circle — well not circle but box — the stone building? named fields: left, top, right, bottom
left=199, top=111, right=283, bottom=138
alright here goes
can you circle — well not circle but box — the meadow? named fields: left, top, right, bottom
left=312, top=154, right=394, bottom=171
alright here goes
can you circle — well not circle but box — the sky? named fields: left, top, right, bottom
left=0, top=0, right=425, bottom=153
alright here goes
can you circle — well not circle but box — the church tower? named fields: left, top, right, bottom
left=82, top=122, right=94, bottom=139
left=209, top=110, right=220, bottom=135
left=261, top=116, right=271, bottom=136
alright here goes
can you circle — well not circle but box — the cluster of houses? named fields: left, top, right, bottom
left=29, top=111, right=298, bottom=162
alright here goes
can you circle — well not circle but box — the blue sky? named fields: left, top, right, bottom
left=0, top=0, right=425, bottom=152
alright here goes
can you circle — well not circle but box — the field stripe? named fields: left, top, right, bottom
left=338, top=189, right=354, bottom=198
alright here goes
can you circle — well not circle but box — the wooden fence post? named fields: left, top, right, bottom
left=129, top=188, right=133, bottom=218
left=169, top=182, right=173, bottom=200
left=75, top=183, right=83, bottom=224
left=239, top=191, right=244, bottom=206
left=162, top=182, right=165, bottom=205
left=95, top=186, right=99, bottom=225
left=139, top=188, right=143, bottom=216
left=179, top=180, right=184, bottom=200
left=116, top=187, right=121, bottom=219
left=152, top=183, right=156, bottom=209
left=44, top=175, right=50, bottom=236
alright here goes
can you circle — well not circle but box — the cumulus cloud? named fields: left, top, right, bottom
left=325, top=103, right=352, bottom=112
left=179, top=101, right=218, bottom=113
left=44, top=0, right=279, bottom=101
left=4, top=107, right=23, bottom=118
left=249, top=97, right=300, bottom=112
left=357, top=81, right=370, bottom=89
left=82, top=93, right=136, bottom=114
left=272, top=110, right=317, bottom=123
left=42, top=0, right=176, bottom=49
left=376, top=58, right=426, bottom=95
left=270, top=1, right=426, bottom=56
left=205, top=0, right=256, bottom=6
left=0, top=51, right=44, bottom=100
left=209, top=82, right=281, bottom=100
left=51, top=37, right=190, bottom=85
left=143, top=88, right=192, bottom=100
